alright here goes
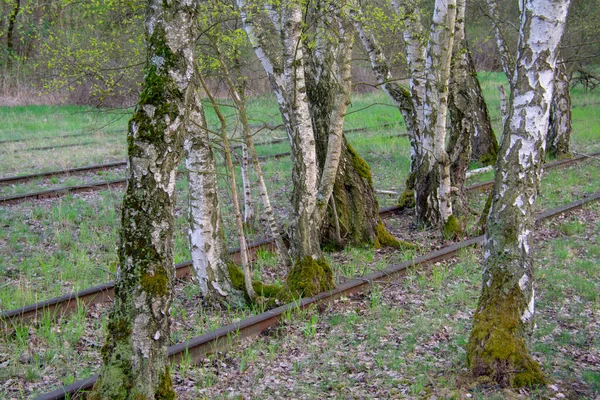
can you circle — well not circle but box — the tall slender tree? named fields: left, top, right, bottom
left=238, top=0, right=403, bottom=295
left=89, top=0, right=197, bottom=397
left=448, top=0, right=498, bottom=198
left=467, top=0, right=570, bottom=387
left=352, top=0, right=459, bottom=230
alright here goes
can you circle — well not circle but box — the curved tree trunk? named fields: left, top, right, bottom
left=449, top=0, right=498, bottom=166
left=349, top=4, right=418, bottom=209
left=547, top=60, right=572, bottom=159
left=304, top=14, right=388, bottom=250
left=90, top=0, right=195, bottom=397
left=467, top=0, right=569, bottom=387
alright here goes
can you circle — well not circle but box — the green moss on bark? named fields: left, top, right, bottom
left=467, top=272, right=546, bottom=387
left=140, top=265, right=169, bottom=296
left=227, top=263, right=287, bottom=303
left=396, top=188, right=415, bottom=209
left=373, top=221, right=415, bottom=250
left=478, top=136, right=499, bottom=166
left=478, top=191, right=493, bottom=233
left=156, top=366, right=176, bottom=400
left=442, top=215, right=463, bottom=240
left=346, top=143, right=372, bottom=184
left=287, top=257, right=334, bottom=297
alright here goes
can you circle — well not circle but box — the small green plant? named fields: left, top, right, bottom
left=302, top=314, right=318, bottom=339
left=369, top=285, right=382, bottom=309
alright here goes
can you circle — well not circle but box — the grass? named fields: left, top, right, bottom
left=0, top=73, right=599, bottom=397
left=188, top=204, right=599, bottom=399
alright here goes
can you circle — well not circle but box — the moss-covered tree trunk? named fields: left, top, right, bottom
left=305, top=13, right=394, bottom=250
left=90, top=0, right=197, bottom=398
left=185, top=75, right=245, bottom=307
left=547, top=60, right=572, bottom=159
left=467, top=0, right=569, bottom=387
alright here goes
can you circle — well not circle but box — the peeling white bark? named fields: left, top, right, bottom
left=483, top=0, right=569, bottom=329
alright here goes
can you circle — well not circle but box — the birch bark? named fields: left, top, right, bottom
left=185, top=74, right=245, bottom=306
left=448, top=0, right=497, bottom=210
left=90, top=0, right=196, bottom=397
left=240, top=141, right=255, bottom=225
left=306, top=6, right=389, bottom=249
left=547, top=60, right=572, bottom=158
left=413, top=0, right=457, bottom=227
left=467, top=0, right=570, bottom=387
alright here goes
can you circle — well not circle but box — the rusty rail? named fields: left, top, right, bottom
left=3, top=152, right=599, bottom=324
left=3, top=150, right=597, bottom=205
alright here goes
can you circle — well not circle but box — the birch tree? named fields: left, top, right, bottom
left=198, top=3, right=291, bottom=269
left=547, top=58, right=572, bottom=158
left=352, top=0, right=460, bottom=231
left=238, top=0, right=404, bottom=295
left=467, top=0, right=570, bottom=387
left=448, top=0, right=497, bottom=201
left=185, top=68, right=246, bottom=306
left=89, top=0, right=197, bottom=397
left=237, top=0, right=331, bottom=294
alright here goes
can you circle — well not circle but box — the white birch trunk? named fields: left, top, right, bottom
left=486, top=0, right=516, bottom=85
left=547, top=59, right=572, bottom=158
left=282, top=1, right=320, bottom=259
left=185, top=85, right=244, bottom=305
left=240, top=141, right=255, bottom=225
left=468, top=0, right=570, bottom=386
left=414, top=0, right=457, bottom=226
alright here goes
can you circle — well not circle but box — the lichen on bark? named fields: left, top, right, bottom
left=90, top=0, right=197, bottom=397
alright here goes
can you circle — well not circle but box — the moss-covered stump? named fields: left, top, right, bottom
left=467, top=279, right=546, bottom=387
left=287, top=257, right=335, bottom=298
left=373, top=221, right=416, bottom=250
left=442, top=215, right=463, bottom=240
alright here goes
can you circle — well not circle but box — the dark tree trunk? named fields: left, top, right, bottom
left=6, top=0, right=21, bottom=67
left=547, top=61, right=572, bottom=159
left=305, top=30, right=396, bottom=250
left=90, top=0, right=196, bottom=398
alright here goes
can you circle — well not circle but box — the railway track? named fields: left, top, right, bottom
left=0, top=122, right=403, bottom=190
left=2, top=150, right=597, bottom=205
left=2, top=152, right=598, bottom=326
left=33, top=190, right=600, bottom=400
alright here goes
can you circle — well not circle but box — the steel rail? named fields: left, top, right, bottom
left=3, top=150, right=597, bottom=205
left=0, top=161, right=127, bottom=186
left=3, top=153, right=599, bottom=324
left=34, top=191, right=600, bottom=400
left=0, top=237, right=277, bottom=327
